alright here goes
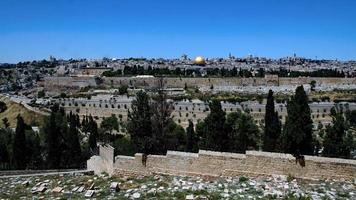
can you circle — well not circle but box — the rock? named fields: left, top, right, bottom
left=84, top=190, right=95, bottom=197
left=186, top=194, right=194, bottom=200
left=22, top=181, right=29, bottom=186
left=222, top=193, right=230, bottom=198
left=132, top=192, right=141, bottom=199
left=198, top=195, right=208, bottom=200
left=36, top=186, right=47, bottom=193
left=110, top=182, right=119, bottom=192
left=140, top=185, right=147, bottom=189
left=52, top=187, right=63, bottom=193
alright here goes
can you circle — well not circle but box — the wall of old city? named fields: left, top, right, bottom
left=87, top=145, right=356, bottom=181
left=44, top=76, right=356, bottom=90
left=103, top=77, right=356, bottom=88
left=43, top=76, right=98, bottom=91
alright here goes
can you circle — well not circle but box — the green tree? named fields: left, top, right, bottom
left=263, top=90, right=281, bottom=152
left=199, top=99, right=227, bottom=151
left=151, top=77, right=173, bottom=153
left=2, top=117, right=10, bottom=128
left=165, top=121, right=186, bottom=151
left=227, top=111, right=260, bottom=153
left=43, top=104, right=65, bottom=169
left=118, top=85, right=128, bottom=95
left=127, top=90, right=154, bottom=154
left=38, top=90, right=45, bottom=98
left=323, top=106, right=355, bottom=158
left=186, top=120, right=198, bottom=152
left=12, top=115, right=28, bottom=169
left=0, top=128, right=11, bottom=169
left=26, top=131, right=43, bottom=169
left=101, top=115, right=119, bottom=134
left=310, top=80, right=316, bottom=91
left=113, top=136, right=135, bottom=156
left=88, top=116, right=98, bottom=151
left=62, top=113, right=82, bottom=168
left=0, top=101, right=7, bottom=113
left=281, top=86, right=314, bottom=155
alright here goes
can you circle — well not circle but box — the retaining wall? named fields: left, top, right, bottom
left=87, top=145, right=356, bottom=181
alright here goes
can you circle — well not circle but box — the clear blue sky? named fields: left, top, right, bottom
left=1, top=0, right=355, bottom=63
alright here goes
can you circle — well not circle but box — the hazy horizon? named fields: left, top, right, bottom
left=1, top=0, right=356, bottom=63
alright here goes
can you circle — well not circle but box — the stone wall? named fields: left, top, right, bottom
left=43, top=76, right=98, bottom=91
left=87, top=145, right=356, bottom=181
left=103, top=77, right=356, bottom=88
left=87, top=145, right=115, bottom=174
left=45, top=76, right=356, bottom=91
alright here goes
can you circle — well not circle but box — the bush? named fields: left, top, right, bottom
left=113, top=136, right=135, bottom=156
left=0, top=101, right=7, bottom=113
left=239, top=176, right=249, bottom=183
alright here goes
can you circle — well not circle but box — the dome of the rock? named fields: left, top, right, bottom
left=194, top=56, right=206, bottom=65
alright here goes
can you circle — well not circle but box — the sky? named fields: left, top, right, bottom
left=0, top=0, right=356, bottom=63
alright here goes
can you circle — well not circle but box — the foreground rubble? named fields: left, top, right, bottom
left=0, top=173, right=354, bottom=199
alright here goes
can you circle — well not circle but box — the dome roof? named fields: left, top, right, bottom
left=194, top=56, right=206, bottom=65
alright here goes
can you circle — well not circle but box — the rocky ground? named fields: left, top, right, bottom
left=0, top=172, right=354, bottom=200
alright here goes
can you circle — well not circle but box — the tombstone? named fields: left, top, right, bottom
left=52, top=187, right=63, bottom=193
left=77, top=186, right=85, bottom=193
left=84, top=190, right=95, bottom=197
left=110, top=182, right=120, bottom=192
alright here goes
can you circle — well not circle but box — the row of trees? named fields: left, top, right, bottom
left=126, top=82, right=261, bottom=155
left=263, top=86, right=355, bottom=158
left=107, top=84, right=355, bottom=159
left=0, top=105, right=99, bottom=170
left=1, top=85, right=355, bottom=170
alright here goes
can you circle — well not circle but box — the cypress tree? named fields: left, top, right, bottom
left=64, top=114, right=82, bottom=168
left=263, top=90, right=281, bottom=152
left=232, top=113, right=260, bottom=153
left=185, top=120, right=198, bottom=152
left=200, top=99, right=227, bottom=151
left=44, top=104, right=63, bottom=169
left=0, top=128, right=10, bottom=169
left=88, top=116, right=98, bottom=151
left=127, top=90, right=153, bottom=154
left=12, top=115, right=28, bottom=169
left=281, top=85, right=314, bottom=155
left=151, top=77, right=173, bottom=154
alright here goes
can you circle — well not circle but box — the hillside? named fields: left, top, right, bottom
left=0, top=96, right=46, bottom=128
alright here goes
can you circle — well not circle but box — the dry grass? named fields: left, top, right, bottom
left=0, top=98, right=45, bottom=128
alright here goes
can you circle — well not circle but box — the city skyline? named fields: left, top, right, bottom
left=1, top=0, right=356, bottom=63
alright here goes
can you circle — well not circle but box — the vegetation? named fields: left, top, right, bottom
left=263, top=90, right=282, bottom=152
left=0, top=101, right=7, bottom=113
left=0, top=99, right=45, bottom=128
left=197, top=100, right=260, bottom=153
left=322, top=105, right=355, bottom=158
left=281, top=86, right=314, bottom=155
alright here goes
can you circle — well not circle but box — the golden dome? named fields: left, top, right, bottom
left=194, top=56, right=206, bottom=65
